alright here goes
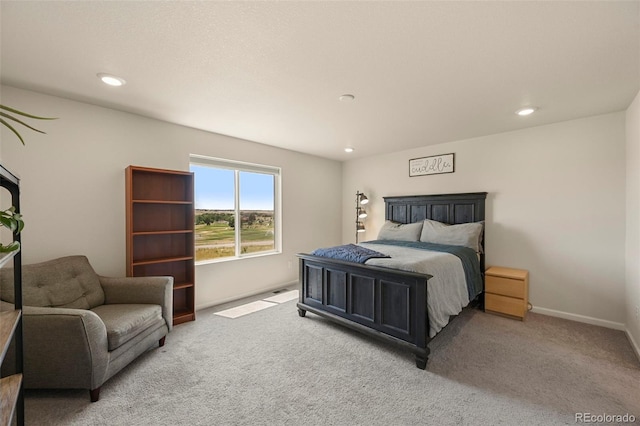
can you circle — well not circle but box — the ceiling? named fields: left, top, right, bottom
left=1, top=1, right=638, bottom=161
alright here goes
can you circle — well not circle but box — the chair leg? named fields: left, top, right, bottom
left=90, top=387, right=101, bottom=402
left=159, top=336, right=166, bottom=347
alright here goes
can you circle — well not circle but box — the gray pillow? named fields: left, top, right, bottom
left=420, top=219, right=484, bottom=252
left=377, top=221, right=423, bottom=241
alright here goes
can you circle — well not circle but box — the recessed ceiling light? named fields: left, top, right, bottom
left=339, top=94, right=355, bottom=102
left=97, top=73, right=126, bottom=87
left=344, top=147, right=354, bottom=153
left=516, top=107, right=537, bottom=116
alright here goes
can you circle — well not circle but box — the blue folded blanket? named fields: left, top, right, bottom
left=311, top=244, right=391, bottom=263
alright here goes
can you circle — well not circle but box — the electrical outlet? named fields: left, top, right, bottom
left=287, top=260, right=292, bottom=270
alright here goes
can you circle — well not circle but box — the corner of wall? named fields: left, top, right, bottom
left=626, top=328, right=640, bottom=363
left=625, top=88, right=640, bottom=358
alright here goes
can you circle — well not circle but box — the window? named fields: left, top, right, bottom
left=190, top=155, right=281, bottom=263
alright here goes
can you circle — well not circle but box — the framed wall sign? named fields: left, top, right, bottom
left=409, top=153, right=455, bottom=177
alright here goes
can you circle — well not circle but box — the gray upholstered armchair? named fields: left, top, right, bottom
left=0, top=255, right=172, bottom=402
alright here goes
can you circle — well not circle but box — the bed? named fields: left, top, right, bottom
left=296, top=192, right=487, bottom=369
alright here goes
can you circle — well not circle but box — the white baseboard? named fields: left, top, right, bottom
left=195, top=280, right=299, bottom=311
left=531, top=306, right=626, bottom=331
left=625, top=329, right=640, bottom=362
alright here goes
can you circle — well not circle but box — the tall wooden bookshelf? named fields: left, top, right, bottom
left=0, top=164, right=24, bottom=426
left=126, top=166, right=195, bottom=325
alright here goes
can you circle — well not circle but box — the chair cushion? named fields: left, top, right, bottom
left=1, top=255, right=105, bottom=309
left=91, top=304, right=164, bottom=351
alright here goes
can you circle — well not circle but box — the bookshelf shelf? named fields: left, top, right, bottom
left=126, top=166, right=195, bottom=326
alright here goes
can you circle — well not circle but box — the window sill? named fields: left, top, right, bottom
left=195, top=249, right=281, bottom=266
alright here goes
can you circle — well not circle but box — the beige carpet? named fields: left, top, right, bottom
left=24, top=296, right=640, bottom=425
left=428, top=309, right=640, bottom=418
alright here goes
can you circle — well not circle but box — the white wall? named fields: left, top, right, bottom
left=343, top=112, right=627, bottom=326
left=626, top=90, right=640, bottom=355
left=0, top=85, right=343, bottom=309
left=1, top=84, right=633, bottom=331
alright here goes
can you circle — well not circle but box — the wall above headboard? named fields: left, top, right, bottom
left=343, top=112, right=626, bottom=327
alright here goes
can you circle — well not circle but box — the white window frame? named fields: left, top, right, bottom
left=190, top=154, right=282, bottom=264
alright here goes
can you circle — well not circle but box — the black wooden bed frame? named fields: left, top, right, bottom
left=297, top=192, right=487, bottom=369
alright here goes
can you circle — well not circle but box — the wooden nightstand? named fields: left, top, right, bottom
left=485, top=266, right=529, bottom=320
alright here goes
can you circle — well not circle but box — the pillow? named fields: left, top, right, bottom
left=420, top=219, right=484, bottom=253
left=377, top=220, right=423, bottom=242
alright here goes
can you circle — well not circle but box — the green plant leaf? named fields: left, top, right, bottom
left=0, top=105, right=57, bottom=120
left=0, top=207, right=24, bottom=234
left=0, top=105, right=57, bottom=145
left=0, top=241, right=20, bottom=253
left=0, top=111, right=47, bottom=134
left=0, top=215, right=17, bottom=232
left=0, top=117, right=26, bottom=145
left=14, top=214, right=24, bottom=234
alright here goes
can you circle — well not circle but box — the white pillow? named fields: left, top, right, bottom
left=420, top=219, right=484, bottom=252
left=377, top=220, right=423, bottom=242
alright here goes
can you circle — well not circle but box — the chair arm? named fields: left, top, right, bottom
left=21, top=306, right=109, bottom=390
left=99, top=275, right=173, bottom=331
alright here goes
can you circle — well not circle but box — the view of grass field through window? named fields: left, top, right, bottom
left=191, top=162, right=277, bottom=262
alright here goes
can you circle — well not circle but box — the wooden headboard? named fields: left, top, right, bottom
left=383, top=192, right=488, bottom=271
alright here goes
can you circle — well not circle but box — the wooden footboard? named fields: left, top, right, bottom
left=297, top=254, right=432, bottom=369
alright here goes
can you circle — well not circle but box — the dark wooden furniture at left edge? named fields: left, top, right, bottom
left=126, top=165, right=196, bottom=325
left=297, top=192, right=487, bottom=369
left=0, top=164, right=24, bottom=426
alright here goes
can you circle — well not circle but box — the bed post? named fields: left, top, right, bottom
left=415, top=350, right=429, bottom=370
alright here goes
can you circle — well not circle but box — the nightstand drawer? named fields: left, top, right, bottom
left=485, top=293, right=526, bottom=319
left=485, top=275, right=525, bottom=298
